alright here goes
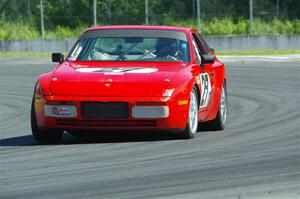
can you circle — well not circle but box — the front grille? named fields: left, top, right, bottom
left=56, top=119, right=157, bottom=127
left=82, top=102, right=128, bottom=119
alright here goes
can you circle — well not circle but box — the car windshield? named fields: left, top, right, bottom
left=68, top=29, right=190, bottom=62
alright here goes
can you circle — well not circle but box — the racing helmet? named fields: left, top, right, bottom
left=155, top=38, right=179, bottom=58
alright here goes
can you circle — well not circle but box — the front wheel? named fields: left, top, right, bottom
left=31, top=97, right=63, bottom=144
left=181, top=87, right=199, bottom=139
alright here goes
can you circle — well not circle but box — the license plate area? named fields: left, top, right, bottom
left=82, top=102, right=129, bottom=119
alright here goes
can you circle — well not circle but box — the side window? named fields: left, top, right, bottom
left=196, top=33, right=211, bottom=55
left=193, top=33, right=212, bottom=55
left=192, top=37, right=201, bottom=65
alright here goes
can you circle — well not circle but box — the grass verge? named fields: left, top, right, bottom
left=215, top=50, right=300, bottom=55
left=0, top=52, right=51, bottom=57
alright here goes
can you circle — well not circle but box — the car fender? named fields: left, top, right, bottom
left=205, top=60, right=226, bottom=121
left=166, top=65, right=198, bottom=102
left=37, top=72, right=54, bottom=96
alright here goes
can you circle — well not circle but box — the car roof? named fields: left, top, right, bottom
left=85, top=25, right=196, bottom=34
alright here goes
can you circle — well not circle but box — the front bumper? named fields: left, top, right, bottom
left=35, top=95, right=189, bottom=130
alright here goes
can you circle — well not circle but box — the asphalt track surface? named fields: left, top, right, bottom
left=0, top=57, right=299, bottom=199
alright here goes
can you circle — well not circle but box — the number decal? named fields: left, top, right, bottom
left=198, top=73, right=212, bottom=108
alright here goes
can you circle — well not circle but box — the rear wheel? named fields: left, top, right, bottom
left=181, top=87, right=199, bottom=139
left=210, top=83, right=227, bottom=130
left=31, top=97, right=63, bottom=144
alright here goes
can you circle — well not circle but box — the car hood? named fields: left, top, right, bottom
left=50, top=61, right=186, bottom=97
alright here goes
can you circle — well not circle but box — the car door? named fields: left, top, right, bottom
left=191, top=32, right=215, bottom=119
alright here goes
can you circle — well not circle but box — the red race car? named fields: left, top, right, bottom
left=31, top=25, right=227, bottom=143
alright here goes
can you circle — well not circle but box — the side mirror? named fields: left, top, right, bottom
left=202, top=54, right=215, bottom=64
left=52, top=53, right=64, bottom=63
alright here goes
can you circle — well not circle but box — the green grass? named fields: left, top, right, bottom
left=1, top=18, right=300, bottom=40
left=1, top=50, right=299, bottom=58
left=164, top=18, right=300, bottom=35
left=215, top=50, right=300, bottom=55
left=0, top=52, right=52, bottom=57
left=0, top=21, right=87, bottom=40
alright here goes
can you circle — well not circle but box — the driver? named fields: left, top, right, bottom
left=155, top=38, right=179, bottom=60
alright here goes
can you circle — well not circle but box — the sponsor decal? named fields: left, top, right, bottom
left=76, top=67, right=158, bottom=74
left=52, top=107, right=71, bottom=116
left=69, top=46, right=82, bottom=61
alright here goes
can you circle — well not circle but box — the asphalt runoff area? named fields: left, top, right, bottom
left=0, top=57, right=299, bottom=198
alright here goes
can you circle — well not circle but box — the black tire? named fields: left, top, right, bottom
left=181, top=87, right=199, bottom=139
left=209, top=83, right=228, bottom=130
left=31, top=97, right=63, bottom=144
left=67, top=130, right=91, bottom=137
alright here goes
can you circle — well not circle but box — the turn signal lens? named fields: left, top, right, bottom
left=34, top=83, right=43, bottom=100
left=178, top=100, right=188, bottom=105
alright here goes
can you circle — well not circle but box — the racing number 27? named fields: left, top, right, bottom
left=199, top=73, right=212, bottom=108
